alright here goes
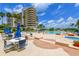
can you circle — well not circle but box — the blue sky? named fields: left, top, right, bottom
left=0, top=3, right=79, bottom=28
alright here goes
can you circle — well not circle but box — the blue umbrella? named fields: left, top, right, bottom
left=4, top=27, right=12, bottom=35
left=4, top=27, right=9, bottom=34
left=15, top=23, right=21, bottom=38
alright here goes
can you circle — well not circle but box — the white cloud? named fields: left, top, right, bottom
left=44, top=17, right=78, bottom=28
left=32, top=3, right=52, bottom=12
left=57, top=18, right=64, bottom=23
left=4, top=8, right=13, bottom=13
left=13, top=4, right=23, bottom=13
left=39, top=22, right=42, bottom=24
left=67, top=16, right=73, bottom=21
left=5, top=4, right=23, bottom=13
left=46, top=18, right=64, bottom=28
left=59, top=17, right=77, bottom=28
left=47, top=20, right=54, bottom=23
left=39, top=20, right=46, bottom=24
left=74, top=3, right=79, bottom=7
left=37, top=12, right=45, bottom=16
left=66, top=16, right=77, bottom=24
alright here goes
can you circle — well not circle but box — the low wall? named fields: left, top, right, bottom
left=33, top=39, right=58, bottom=49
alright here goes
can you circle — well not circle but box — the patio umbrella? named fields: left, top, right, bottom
left=4, top=27, right=9, bottom=34
left=14, top=23, right=21, bottom=38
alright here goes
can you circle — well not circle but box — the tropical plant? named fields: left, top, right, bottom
left=73, top=41, right=79, bottom=47
left=76, top=19, right=79, bottom=28
left=49, top=28, right=54, bottom=31
left=12, top=27, right=16, bottom=32
left=6, top=12, right=12, bottom=18
left=6, top=13, right=19, bottom=27
left=26, top=27, right=34, bottom=32
left=0, top=12, right=5, bottom=24
left=6, top=12, right=13, bottom=27
left=0, top=24, right=5, bottom=30
left=37, top=24, right=45, bottom=31
left=13, top=13, right=21, bottom=24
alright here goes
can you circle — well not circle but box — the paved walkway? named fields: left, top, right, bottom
left=0, top=40, right=69, bottom=56
left=0, top=33, right=79, bottom=56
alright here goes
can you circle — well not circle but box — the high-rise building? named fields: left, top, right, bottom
left=22, top=7, right=38, bottom=29
left=7, top=7, right=38, bottom=30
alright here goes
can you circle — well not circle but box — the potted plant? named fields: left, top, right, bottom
left=73, top=41, right=79, bottom=47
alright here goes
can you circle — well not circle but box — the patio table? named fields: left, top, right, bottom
left=9, top=37, right=25, bottom=44
left=8, top=37, right=26, bottom=50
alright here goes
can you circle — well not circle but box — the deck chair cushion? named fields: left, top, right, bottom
left=18, top=40, right=26, bottom=48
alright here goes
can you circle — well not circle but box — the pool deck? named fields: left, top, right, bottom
left=0, top=32, right=79, bottom=56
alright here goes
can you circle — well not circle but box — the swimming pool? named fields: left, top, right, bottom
left=65, top=36, right=79, bottom=40
left=48, top=31, right=61, bottom=34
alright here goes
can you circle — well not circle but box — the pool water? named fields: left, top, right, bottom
left=48, top=31, right=61, bottom=34
left=65, top=36, right=79, bottom=40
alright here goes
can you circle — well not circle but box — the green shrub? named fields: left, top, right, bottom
left=12, top=28, right=16, bottom=32
left=0, top=24, right=9, bottom=30
left=20, top=27, right=23, bottom=32
left=26, top=27, right=34, bottom=32
left=12, top=27, right=24, bottom=32
left=63, top=28, right=78, bottom=32
left=48, top=28, right=54, bottom=31
left=0, top=30, right=3, bottom=33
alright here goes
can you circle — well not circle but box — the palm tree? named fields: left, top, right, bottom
left=0, top=12, right=5, bottom=24
left=76, top=19, right=79, bottom=28
left=12, top=13, right=17, bottom=26
left=12, top=13, right=21, bottom=23
left=6, top=12, right=12, bottom=18
left=12, top=13, right=17, bottom=18
left=6, top=12, right=12, bottom=27
left=75, top=19, right=79, bottom=35
left=16, top=13, right=21, bottom=22
left=37, top=24, right=45, bottom=31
